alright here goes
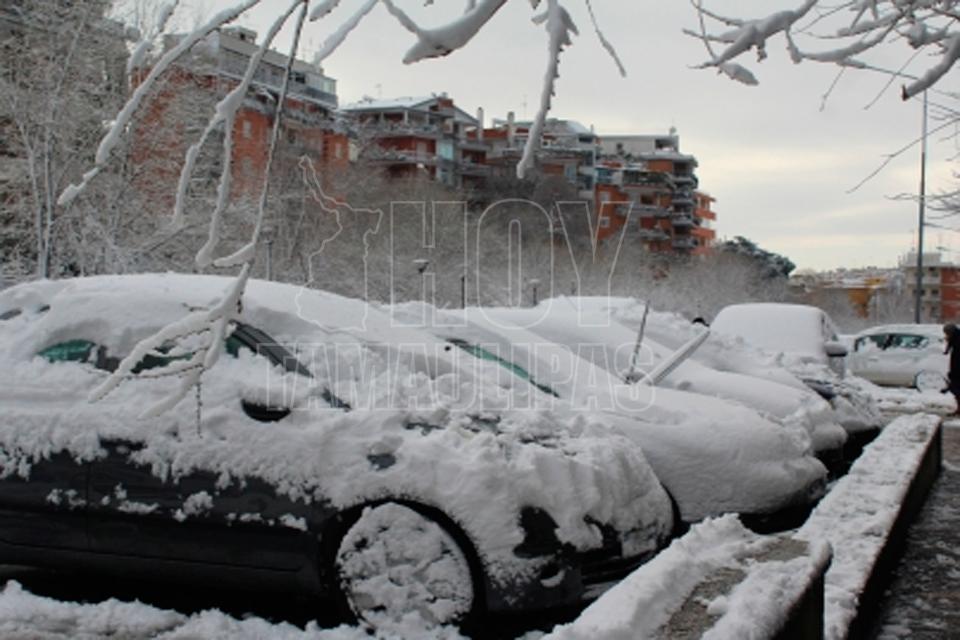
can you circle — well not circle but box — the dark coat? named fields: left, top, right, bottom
left=946, top=328, right=960, bottom=393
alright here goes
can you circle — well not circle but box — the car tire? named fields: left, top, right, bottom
left=914, top=370, right=946, bottom=393
left=333, top=502, right=479, bottom=629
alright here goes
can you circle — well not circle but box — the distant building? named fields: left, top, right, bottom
left=341, top=94, right=488, bottom=189
left=902, top=252, right=960, bottom=322
left=132, top=26, right=348, bottom=208
left=592, top=133, right=716, bottom=255
left=480, top=115, right=597, bottom=198
left=790, top=267, right=904, bottom=319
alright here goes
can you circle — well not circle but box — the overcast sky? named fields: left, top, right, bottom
left=218, top=1, right=959, bottom=272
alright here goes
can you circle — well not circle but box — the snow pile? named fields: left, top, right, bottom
left=847, top=376, right=954, bottom=416
left=542, top=515, right=830, bottom=640
left=796, top=413, right=942, bottom=640
left=0, top=580, right=465, bottom=640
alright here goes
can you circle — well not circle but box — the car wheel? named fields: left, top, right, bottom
left=915, top=370, right=946, bottom=393
left=334, top=502, right=477, bottom=629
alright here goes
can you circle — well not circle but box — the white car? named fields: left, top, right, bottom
left=389, top=303, right=828, bottom=529
left=475, top=304, right=848, bottom=468
left=847, top=324, right=947, bottom=390
left=709, top=303, right=884, bottom=449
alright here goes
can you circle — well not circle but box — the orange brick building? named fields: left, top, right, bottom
left=131, top=26, right=348, bottom=211
left=592, top=132, right=716, bottom=255
left=903, top=252, right=960, bottom=321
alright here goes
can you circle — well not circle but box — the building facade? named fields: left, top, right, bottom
left=902, top=252, right=960, bottom=322
left=341, top=95, right=488, bottom=189
left=592, top=133, right=716, bottom=255
left=132, top=26, right=347, bottom=209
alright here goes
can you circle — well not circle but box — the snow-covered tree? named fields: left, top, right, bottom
left=0, top=0, right=129, bottom=278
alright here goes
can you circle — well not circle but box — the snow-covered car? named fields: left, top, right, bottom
left=847, top=324, right=947, bottom=390
left=709, top=303, right=884, bottom=452
left=389, top=303, right=828, bottom=529
left=474, top=304, right=847, bottom=469
left=0, top=275, right=675, bottom=628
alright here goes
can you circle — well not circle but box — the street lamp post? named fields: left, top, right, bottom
left=413, top=258, right=430, bottom=301
left=530, top=278, right=540, bottom=307
left=263, top=223, right=276, bottom=281
left=915, top=90, right=928, bottom=324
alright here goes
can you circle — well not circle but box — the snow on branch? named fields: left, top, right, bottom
left=380, top=0, right=508, bottom=63
left=519, top=0, right=579, bottom=179
left=691, top=0, right=960, bottom=99
left=127, top=1, right=181, bottom=76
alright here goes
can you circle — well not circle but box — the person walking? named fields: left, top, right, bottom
left=944, top=324, right=960, bottom=415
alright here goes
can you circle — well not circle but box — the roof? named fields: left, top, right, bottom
left=341, top=95, right=478, bottom=126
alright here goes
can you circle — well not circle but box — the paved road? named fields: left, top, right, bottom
left=872, top=420, right=960, bottom=640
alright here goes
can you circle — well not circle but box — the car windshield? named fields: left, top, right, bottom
left=36, top=323, right=350, bottom=410
left=447, top=338, right=560, bottom=398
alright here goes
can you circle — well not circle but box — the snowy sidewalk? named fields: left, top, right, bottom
left=872, top=419, right=960, bottom=640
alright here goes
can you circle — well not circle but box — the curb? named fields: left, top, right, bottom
left=539, top=413, right=941, bottom=640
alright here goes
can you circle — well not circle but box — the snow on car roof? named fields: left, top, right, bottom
left=711, top=303, right=828, bottom=359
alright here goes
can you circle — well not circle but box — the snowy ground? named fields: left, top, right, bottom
left=0, top=385, right=950, bottom=640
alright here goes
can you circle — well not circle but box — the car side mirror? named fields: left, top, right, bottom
left=825, top=341, right=848, bottom=358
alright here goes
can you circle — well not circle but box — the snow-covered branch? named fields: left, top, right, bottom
left=691, top=0, right=960, bottom=99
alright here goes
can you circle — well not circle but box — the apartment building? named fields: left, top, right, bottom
left=340, top=94, right=488, bottom=189
left=132, top=26, right=348, bottom=208
left=902, top=252, right=960, bottom=322
left=480, top=116, right=597, bottom=198
left=593, top=133, right=716, bottom=255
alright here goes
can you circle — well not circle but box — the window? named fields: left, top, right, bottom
left=889, top=334, right=928, bottom=350
left=599, top=216, right=611, bottom=229
left=242, top=120, right=252, bottom=139
left=38, top=340, right=98, bottom=365
left=855, top=334, right=888, bottom=351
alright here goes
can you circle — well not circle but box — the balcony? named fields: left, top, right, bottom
left=636, top=228, right=670, bottom=241
left=368, top=151, right=437, bottom=165
left=672, top=236, right=698, bottom=250
left=672, top=173, right=698, bottom=188
left=622, top=171, right=674, bottom=188
left=672, top=214, right=697, bottom=228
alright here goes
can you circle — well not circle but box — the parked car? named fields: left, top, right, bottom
left=475, top=304, right=847, bottom=470
left=847, top=324, right=947, bottom=391
left=710, top=303, right=884, bottom=456
left=390, top=302, right=828, bottom=530
left=0, top=275, right=675, bottom=628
